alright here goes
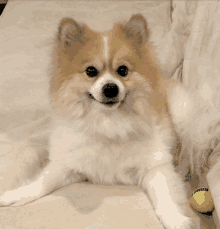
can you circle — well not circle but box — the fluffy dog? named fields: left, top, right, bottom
left=0, top=14, right=199, bottom=229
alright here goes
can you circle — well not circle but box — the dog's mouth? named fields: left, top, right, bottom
left=88, top=93, right=126, bottom=107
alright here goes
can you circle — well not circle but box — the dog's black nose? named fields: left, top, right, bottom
left=102, top=83, right=119, bottom=98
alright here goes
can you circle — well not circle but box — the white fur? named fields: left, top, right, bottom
left=168, top=85, right=193, bottom=126
left=169, top=81, right=220, bottom=175
left=156, top=208, right=192, bottom=229
left=0, top=102, right=196, bottom=229
left=142, top=164, right=192, bottom=229
left=102, top=35, right=109, bottom=61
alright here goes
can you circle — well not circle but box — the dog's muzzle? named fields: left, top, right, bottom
left=89, top=82, right=124, bottom=107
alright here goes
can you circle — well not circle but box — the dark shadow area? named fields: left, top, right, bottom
left=0, top=4, right=6, bottom=15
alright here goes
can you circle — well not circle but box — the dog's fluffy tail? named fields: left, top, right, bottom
left=168, top=81, right=220, bottom=176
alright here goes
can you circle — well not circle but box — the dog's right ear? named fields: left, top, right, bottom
left=57, top=18, right=84, bottom=48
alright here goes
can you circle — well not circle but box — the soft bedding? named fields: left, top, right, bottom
left=0, top=0, right=220, bottom=228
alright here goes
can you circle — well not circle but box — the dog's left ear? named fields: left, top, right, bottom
left=125, top=14, right=148, bottom=45
left=57, top=17, right=85, bottom=48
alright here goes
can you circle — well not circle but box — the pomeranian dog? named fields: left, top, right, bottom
left=0, top=14, right=199, bottom=228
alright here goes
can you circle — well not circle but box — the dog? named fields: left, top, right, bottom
left=0, top=14, right=199, bottom=228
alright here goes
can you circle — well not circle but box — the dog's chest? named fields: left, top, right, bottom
left=50, top=125, right=151, bottom=185
left=80, top=143, right=143, bottom=185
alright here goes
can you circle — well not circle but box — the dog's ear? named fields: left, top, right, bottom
left=57, top=17, right=84, bottom=48
left=124, top=14, right=148, bottom=45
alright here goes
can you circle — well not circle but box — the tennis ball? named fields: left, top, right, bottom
left=190, top=188, right=214, bottom=213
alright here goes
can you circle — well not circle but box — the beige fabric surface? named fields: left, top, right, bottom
left=0, top=183, right=163, bottom=229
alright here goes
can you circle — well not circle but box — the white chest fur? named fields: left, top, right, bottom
left=49, top=116, right=174, bottom=186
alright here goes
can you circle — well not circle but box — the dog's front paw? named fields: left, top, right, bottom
left=0, top=190, right=20, bottom=207
left=156, top=208, right=193, bottom=229
left=0, top=185, right=40, bottom=207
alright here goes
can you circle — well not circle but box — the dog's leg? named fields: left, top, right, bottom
left=0, top=163, right=82, bottom=207
left=140, top=163, right=200, bottom=229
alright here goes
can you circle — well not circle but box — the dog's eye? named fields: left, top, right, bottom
left=117, top=65, right=129, bottom=77
left=85, top=66, right=99, bottom=78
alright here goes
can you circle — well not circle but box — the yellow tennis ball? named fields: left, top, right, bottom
left=190, top=188, right=214, bottom=213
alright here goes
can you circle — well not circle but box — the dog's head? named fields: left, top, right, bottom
left=49, top=15, right=167, bottom=141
